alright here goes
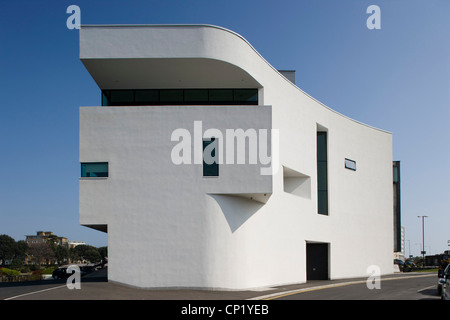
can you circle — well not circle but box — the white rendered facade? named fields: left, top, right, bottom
left=79, top=25, right=394, bottom=290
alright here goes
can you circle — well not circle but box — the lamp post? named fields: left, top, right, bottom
left=417, top=216, right=428, bottom=266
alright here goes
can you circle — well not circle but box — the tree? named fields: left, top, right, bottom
left=0, top=235, right=16, bottom=265
left=27, top=243, right=55, bottom=267
left=70, top=245, right=102, bottom=264
left=54, top=245, right=69, bottom=265
left=84, top=248, right=102, bottom=264
left=15, top=240, right=28, bottom=261
left=98, top=246, right=108, bottom=261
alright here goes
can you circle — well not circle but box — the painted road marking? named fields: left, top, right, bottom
left=4, top=284, right=67, bottom=300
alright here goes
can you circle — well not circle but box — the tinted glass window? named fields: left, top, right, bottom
left=234, top=89, right=258, bottom=102
left=160, top=90, right=183, bottom=102
left=81, top=162, right=108, bottom=178
left=184, top=89, right=209, bottom=103
left=135, top=90, right=159, bottom=103
left=209, top=89, right=233, bottom=102
left=203, top=139, right=219, bottom=177
left=317, top=132, right=328, bottom=215
left=110, top=91, right=134, bottom=104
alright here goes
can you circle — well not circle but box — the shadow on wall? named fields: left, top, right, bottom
left=208, top=194, right=267, bottom=233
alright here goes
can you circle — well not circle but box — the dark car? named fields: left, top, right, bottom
left=441, top=264, right=450, bottom=300
left=52, top=267, right=70, bottom=279
left=52, top=266, right=86, bottom=280
left=404, top=260, right=415, bottom=272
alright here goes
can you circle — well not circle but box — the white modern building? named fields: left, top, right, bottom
left=79, top=24, right=395, bottom=290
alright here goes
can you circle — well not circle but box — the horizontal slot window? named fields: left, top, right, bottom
left=81, top=162, right=108, bottom=178
left=209, top=89, right=233, bottom=102
left=101, top=89, right=258, bottom=106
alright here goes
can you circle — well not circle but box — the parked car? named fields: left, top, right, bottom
left=404, top=260, right=415, bottom=272
left=441, top=264, right=450, bottom=300
left=52, top=266, right=86, bottom=280
left=394, top=259, right=405, bottom=271
left=438, top=277, right=446, bottom=296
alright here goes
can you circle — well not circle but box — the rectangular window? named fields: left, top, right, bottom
left=203, top=138, right=219, bottom=177
left=102, top=91, right=111, bottom=106
left=317, top=132, right=328, bottom=215
left=208, top=89, right=233, bottom=103
left=345, top=158, right=356, bottom=171
left=234, top=89, right=258, bottom=103
left=110, top=90, right=134, bottom=105
left=135, top=90, right=159, bottom=104
left=160, top=89, right=184, bottom=103
left=81, top=162, right=108, bottom=178
left=184, top=89, right=209, bottom=103
left=101, top=89, right=258, bottom=106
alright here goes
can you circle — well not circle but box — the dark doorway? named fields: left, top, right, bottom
left=306, top=243, right=329, bottom=280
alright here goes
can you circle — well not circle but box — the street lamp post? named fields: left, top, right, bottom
left=418, top=215, right=428, bottom=266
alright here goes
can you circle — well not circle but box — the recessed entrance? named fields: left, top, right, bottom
left=306, top=242, right=329, bottom=280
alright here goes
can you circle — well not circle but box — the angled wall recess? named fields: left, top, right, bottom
left=283, top=166, right=311, bottom=199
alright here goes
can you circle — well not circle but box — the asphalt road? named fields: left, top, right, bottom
left=0, top=269, right=441, bottom=301
left=260, top=273, right=440, bottom=300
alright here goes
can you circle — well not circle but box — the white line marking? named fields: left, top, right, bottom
left=4, top=284, right=67, bottom=300
left=417, top=285, right=435, bottom=292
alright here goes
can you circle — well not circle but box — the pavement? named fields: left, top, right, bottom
left=1, top=267, right=439, bottom=300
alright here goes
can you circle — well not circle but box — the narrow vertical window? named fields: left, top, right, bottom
left=393, top=161, right=401, bottom=253
left=203, top=138, right=219, bottom=177
left=317, top=132, right=328, bottom=215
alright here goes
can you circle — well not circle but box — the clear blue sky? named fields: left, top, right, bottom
left=0, top=0, right=449, bottom=256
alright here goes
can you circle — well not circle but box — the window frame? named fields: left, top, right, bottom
left=81, top=162, right=109, bottom=178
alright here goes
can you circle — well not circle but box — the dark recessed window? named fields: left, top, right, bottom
left=135, top=90, right=159, bottom=104
left=160, top=89, right=184, bottom=103
left=184, top=89, right=209, bottom=103
left=203, top=138, right=219, bottom=177
left=110, top=90, right=134, bottom=104
left=101, top=89, right=258, bottom=106
left=234, top=89, right=258, bottom=103
left=81, top=162, right=108, bottom=178
left=209, top=89, right=233, bottom=103
left=317, top=132, right=328, bottom=215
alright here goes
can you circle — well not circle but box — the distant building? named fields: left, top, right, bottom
left=25, top=231, right=68, bottom=247
left=68, top=240, right=86, bottom=249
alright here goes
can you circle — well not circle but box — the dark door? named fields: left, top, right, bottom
left=306, top=243, right=329, bottom=280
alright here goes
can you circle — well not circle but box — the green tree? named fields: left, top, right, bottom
left=54, top=245, right=69, bottom=265
left=98, top=246, right=108, bottom=261
left=84, top=247, right=102, bottom=263
left=0, top=235, right=16, bottom=266
left=15, top=240, right=28, bottom=261
left=70, top=245, right=102, bottom=264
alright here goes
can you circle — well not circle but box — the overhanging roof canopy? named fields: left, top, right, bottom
left=80, top=25, right=263, bottom=90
